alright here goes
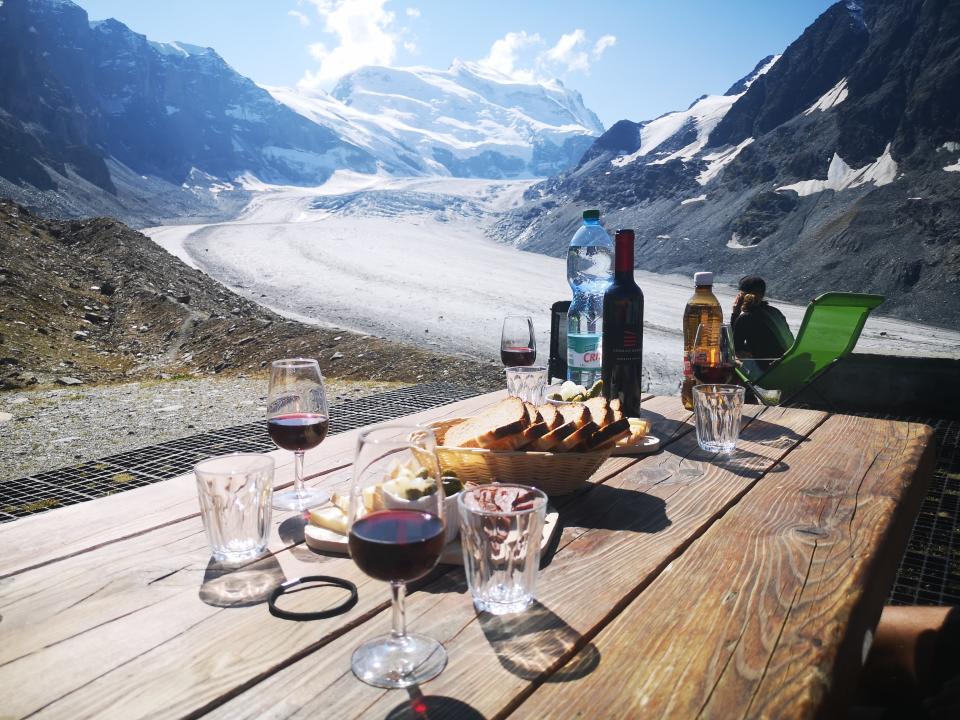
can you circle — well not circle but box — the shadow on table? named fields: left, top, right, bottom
left=385, top=685, right=484, bottom=719
left=478, top=601, right=600, bottom=682
left=557, top=483, right=670, bottom=535
left=199, top=553, right=284, bottom=608
left=659, top=443, right=791, bottom=481
left=641, top=407, right=692, bottom=445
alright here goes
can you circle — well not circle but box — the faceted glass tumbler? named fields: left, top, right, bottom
left=458, top=484, right=547, bottom=615
left=693, top=384, right=746, bottom=454
left=194, top=453, right=274, bottom=563
left=505, top=365, right=548, bottom=405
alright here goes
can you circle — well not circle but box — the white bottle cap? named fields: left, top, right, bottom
left=694, top=271, right=713, bottom=286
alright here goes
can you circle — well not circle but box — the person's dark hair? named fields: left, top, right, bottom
left=738, top=276, right=766, bottom=297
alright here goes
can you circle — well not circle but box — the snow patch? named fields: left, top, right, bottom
left=697, top=138, right=753, bottom=185
left=680, top=194, right=707, bottom=205
left=656, top=234, right=671, bottom=239
left=940, top=142, right=960, bottom=152
left=744, top=55, right=781, bottom=89
left=945, top=160, right=960, bottom=173
left=776, top=143, right=898, bottom=196
left=727, top=233, right=757, bottom=250
left=803, top=78, right=848, bottom=115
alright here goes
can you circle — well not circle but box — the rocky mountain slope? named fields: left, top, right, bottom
left=267, top=60, right=603, bottom=179
left=0, top=198, right=502, bottom=390
left=495, top=0, right=960, bottom=326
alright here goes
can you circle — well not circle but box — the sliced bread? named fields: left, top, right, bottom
left=443, top=397, right=529, bottom=449
left=588, top=416, right=632, bottom=450
left=584, top=397, right=612, bottom=427
left=609, top=398, right=624, bottom=423
left=510, top=403, right=550, bottom=450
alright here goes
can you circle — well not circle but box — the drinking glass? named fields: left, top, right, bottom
left=194, top=453, right=274, bottom=563
left=693, top=384, right=746, bottom=454
left=266, top=358, right=330, bottom=511
left=501, top=315, right=537, bottom=367
left=691, top=323, right=735, bottom=385
left=505, top=365, right=548, bottom=405
left=348, top=425, right=447, bottom=688
left=458, top=484, right=547, bottom=615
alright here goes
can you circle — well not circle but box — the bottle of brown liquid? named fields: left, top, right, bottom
left=681, top=272, right=723, bottom=410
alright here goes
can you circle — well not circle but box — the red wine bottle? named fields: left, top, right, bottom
left=601, top=229, right=644, bottom=417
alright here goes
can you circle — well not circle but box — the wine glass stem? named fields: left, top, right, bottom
left=390, top=581, right=407, bottom=639
left=294, top=451, right=306, bottom=500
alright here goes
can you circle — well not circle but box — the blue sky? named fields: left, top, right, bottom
left=77, top=0, right=836, bottom=128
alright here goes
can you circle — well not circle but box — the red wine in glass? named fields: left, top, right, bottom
left=693, top=363, right=734, bottom=384
left=267, top=412, right=329, bottom=452
left=348, top=509, right=446, bottom=583
left=500, top=346, right=536, bottom=367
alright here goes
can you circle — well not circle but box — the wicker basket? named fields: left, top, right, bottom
left=430, top=418, right=613, bottom=496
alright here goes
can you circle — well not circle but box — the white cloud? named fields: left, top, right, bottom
left=542, top=29, right=589, bottom=73
left=405, top=7, right=420, bottom=18
left=478, top=31, right=542, bottom=80
left=477, top=28, right=615, bottom=82
left=288, top=9, right=311, bottom=26
left=298, top=0, right=402, bottom=90
left=403, top=40, right=417, bottom=53
left=593, top=34, right=616, bottom=58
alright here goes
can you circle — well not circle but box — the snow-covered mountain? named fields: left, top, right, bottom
left=266, top=60, right=604, bottom=179
left=0, top=0, right=603, bottom=223
left=497, top=0, right=960, bottom=326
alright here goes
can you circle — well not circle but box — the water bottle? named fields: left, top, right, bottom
left=567, top=209, right=613, bottom=385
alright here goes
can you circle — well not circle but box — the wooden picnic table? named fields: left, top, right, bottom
left=0, top=392, right=936, bottom=719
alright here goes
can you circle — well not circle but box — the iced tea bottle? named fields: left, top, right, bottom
left=681, top=272, right=723, bottom=409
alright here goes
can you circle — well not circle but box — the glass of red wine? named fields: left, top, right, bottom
left=266, top=358, right=330, bottom=511
left=691, top=323, right=735, bottom=385
left=500, top=315, right=536, bottom=366
left=347, top=425, right=447, bottom=688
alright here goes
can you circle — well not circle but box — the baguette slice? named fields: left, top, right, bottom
left=558, top=420, right=599, bottom=452
left=609, top=398, right=625, bottom=423
left=443, top=397, right=528, bottom=449
left=536, top=404, right=564, bottom=432
left=587, top=416, right=631, bottom=450
left=530, top=402, right=589, bottom=451
left=528, top=421, right=576, bottom=451
left=495, top=403, right=547, bottom=451
left=557, top=402, right=591, bottom=431
left=584, top=397, right=612, bottom=428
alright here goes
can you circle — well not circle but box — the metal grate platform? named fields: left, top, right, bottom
left=0, top=382, right=481, bottom=522
left=889, top=417, right=960, bottom=606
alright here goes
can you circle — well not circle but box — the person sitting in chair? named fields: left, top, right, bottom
left=731, top=276, right=794, bottom=372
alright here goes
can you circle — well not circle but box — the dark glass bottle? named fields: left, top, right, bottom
left=601, top=229, right=644, bottom=417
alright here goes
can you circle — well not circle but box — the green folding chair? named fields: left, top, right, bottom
left=735, top=292, right=885, bottom=402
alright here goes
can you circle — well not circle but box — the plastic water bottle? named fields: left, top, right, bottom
left=567, top=209, right=613, bottom=385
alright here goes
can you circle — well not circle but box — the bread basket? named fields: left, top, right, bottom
left=430, top=417, right=613, bottom=495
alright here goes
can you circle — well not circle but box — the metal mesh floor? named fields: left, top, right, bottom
left=889, top=417, right=960, bottom=606
left=0, top=382, right=481, bottom=522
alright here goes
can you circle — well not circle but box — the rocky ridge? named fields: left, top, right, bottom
left=0, top=198, right=503, bottom=391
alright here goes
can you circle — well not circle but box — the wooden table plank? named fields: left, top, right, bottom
left=513, top=414, right=935, bottom=719
left=0, top=392, right=501, bottom=578
left=204, top=401, right=827, bottom=720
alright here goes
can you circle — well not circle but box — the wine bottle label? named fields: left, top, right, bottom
left=683, top=355, right=693, bottom=378
left=568, top=333, right=602, bottom=370
left=608, top=329, right=643, bottom=362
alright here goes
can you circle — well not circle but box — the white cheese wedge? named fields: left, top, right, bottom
left=308, top=506, right=348, bottom=535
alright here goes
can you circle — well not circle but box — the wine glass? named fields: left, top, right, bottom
left=691, top=323, right=735, bottom=384
left=501, top=315, right=536, bottom=366
left=266, top=358, right=330, bottom=511
left=348, top=425, right=447, bottom=688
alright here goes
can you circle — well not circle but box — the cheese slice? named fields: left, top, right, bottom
left=308, top=506, right=348, bottom=535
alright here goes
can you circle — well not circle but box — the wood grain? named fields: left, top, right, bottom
left=514, top=414, right=934, bottom=720
left=0, top=392, right=502, bottom=578
left=204, top=402, right=825, bottom=720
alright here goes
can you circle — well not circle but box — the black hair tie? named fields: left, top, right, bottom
left=268, top=575, right=358, bottom=621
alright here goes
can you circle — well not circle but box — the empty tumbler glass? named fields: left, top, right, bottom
left=693, top=384, right=746, bottom=454
left=194, top=453, right=274, bottom=563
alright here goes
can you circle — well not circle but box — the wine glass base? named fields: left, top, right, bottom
left=271, top=487, right=329, bottom=511
left=351, top=633, right=447, bottom=688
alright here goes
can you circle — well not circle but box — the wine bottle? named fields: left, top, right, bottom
left=601, top=229, right=644, bottom=417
